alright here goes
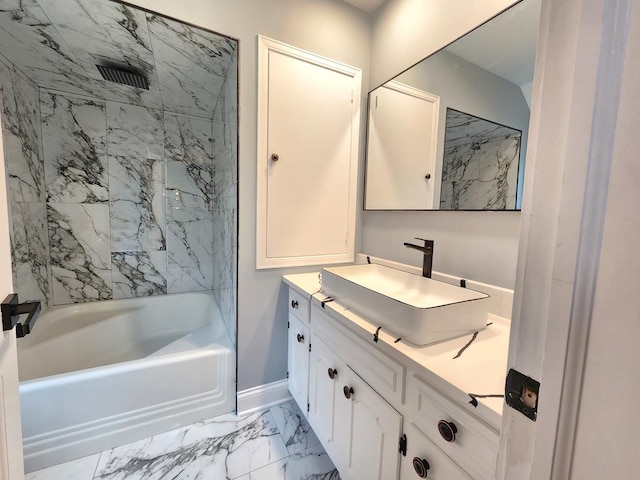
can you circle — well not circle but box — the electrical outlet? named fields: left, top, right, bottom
left=505, top=368, right=540, bottom=421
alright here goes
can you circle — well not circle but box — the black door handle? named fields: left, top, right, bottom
left=1, top=294, right=41, bottom=337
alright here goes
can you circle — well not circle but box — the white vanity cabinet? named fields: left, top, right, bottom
left=287, top=289, right=311, bottom=413
left=284, top=280, right=503, bottom=480
left=308, top=329, right=403, bottom=480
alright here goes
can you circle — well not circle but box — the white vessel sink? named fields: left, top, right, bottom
left=321, top=264, right=490, bottom=346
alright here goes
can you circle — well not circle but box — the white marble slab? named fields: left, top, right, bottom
left=111, top=251, right=166, bottom=299
left=107, top=102, right=166, bottom=253
left=48, top=203, right=112, bottom=304
left=41, top=92, right=108, bottom=204
left=10, top=202, right=51, bottom=306
left=166, top=206, right=214, bottom=293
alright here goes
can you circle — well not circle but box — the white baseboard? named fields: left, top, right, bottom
left=237, top=379, right=292, bottom=416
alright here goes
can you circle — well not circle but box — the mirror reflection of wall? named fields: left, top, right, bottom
left=364, top=0, right=540, bottom=211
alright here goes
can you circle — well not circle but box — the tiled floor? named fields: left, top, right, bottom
left=26, top=401, right=340, bottom=480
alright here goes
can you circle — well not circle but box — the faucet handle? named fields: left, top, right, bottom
left=414, top=237, right=434, bottom=245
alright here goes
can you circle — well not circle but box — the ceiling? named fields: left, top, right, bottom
left=444, top=0, right=541, bottom=87
left=341, top=0, right=387, bottom=13
left=0, top=0, right=237, bottom=118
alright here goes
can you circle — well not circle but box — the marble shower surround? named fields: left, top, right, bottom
left=40, top=90, right=224, bottom=305
left=440, top=108, right=521, bottom=210
left=0, top=56, right=51, bottom=308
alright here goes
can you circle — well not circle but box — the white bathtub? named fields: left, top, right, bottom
left=17, top=292, right=235, bottom=473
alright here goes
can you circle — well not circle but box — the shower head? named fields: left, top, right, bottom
left=96, top=64, right=149, bottom=90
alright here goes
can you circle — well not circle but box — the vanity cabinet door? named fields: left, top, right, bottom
left=308, top=335, right=343, bottom=461
left=337, top=366, right=403, bottom=480
left=287, top=315, right=310, bottom=414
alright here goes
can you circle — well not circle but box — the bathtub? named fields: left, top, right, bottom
left=17, top=292, right=235, bottom=473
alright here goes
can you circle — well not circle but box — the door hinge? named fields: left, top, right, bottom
left=351, top=89, right=354, bottom=104
left=309, top=343, right=312, bottom=352
left=399, top=434, right=407, bottom=457
left=307, top=402, right=310, bottom=413
left=286, top=371, right=289, bottom=379
left=287, top=321, right=290, bottom=328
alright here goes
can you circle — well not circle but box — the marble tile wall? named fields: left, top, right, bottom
left=440, top=109, right=521, bottom=210
left=38, top=89, right=228, bottom=305
left=212, top=52, right=238, bottom=343
left=0, top=56, right=52, bottom=308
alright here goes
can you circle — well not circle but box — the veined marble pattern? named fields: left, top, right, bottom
left=41, top=92, right=108, bottom=203
left=26, top=401, right=337, bottom=480
left=0, top=58, right=45, bottom=203
left=48, top=203, right=112, bottom=304
left=155, top=61, right=223, bottom=118
left=0, top=0, right=235, bottom=117
left=441, top=109, right=521, bottom=210
left=146, top=14, right=236, bottom=78
left=166, top=206, right=214, bottom=293
left=107, top=102, right=165, bottom=253
left=213, top=53, right=238, bottom=124
left=165, top=113, right=214, bottom=210
left=214, top=287, right=237, bottom=345
left=111, top=251, right=166, bottom=299
left=9, top=202, right=51, bottom=306
left=36, top=0, right=155, bottom=79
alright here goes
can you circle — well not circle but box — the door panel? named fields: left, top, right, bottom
left=287, top=315, right=310, bottom=413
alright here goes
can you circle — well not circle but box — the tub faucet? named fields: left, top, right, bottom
left=403, top=238, right=434, bottom=278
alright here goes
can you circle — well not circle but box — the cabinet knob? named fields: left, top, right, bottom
left=327, top=368, right=337, bottom=380
left=296, top=333, right=304, bottom=343
left=291, top=300, right=299, bottom=309
left=412, top=457, right=430, bottom=478
left=424, top=173, right=431, bottom=180
left=271, top=153, right=280, bottom=162
left=343, top=386, right=354, bottom=399
left=437, top=420, right=458, bottom=443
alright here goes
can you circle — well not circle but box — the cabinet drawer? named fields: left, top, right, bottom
left=311, top=305, right=405, bottom=407
left=289, top=288, right=310, bottom=323
left=403, top=423, right=471, bottom=480
left=407, top=374, right=499, bottom=479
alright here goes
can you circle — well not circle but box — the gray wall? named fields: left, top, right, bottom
left=365, top=0, right=521, bottom=289
left=125, top=0, right=372, bottom=391
left=396, top=50, right=530, bottom=208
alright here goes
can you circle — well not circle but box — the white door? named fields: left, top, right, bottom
left=365, top=81, right=439, bottom=210
left=336, top=366, right=403, bottom=480
left=287, top=315, right=310, bottom=414
left=0, top=119, right=25, bottom=478
left=307, top=335, right=342, bottom=458
left=256, top=36, right=361, bottom=269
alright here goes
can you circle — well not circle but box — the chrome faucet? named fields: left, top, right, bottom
left=403, top=238, right=434, bottom=278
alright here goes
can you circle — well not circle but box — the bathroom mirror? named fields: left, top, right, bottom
left=364, top=0, right=540, bottom=211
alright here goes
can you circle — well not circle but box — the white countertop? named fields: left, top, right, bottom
left=283, top=272, right=510, bottom=430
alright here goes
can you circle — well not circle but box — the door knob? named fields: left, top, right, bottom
left=271, top=153, right=279, bottom=161
left=296, top=333, right=304, bottom=343
left=424, top=173, right=431, bottom=180
left=343, top=386, right=354, bottom=399
left=291, top=300, right=298, bottom=309
left=437, top=420, right=457, bottom=443
left=328, top=368, right=337, bottom=379
left=413, top=457, right=430, bottom=478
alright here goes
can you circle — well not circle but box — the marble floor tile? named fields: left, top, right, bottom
left=270, top=401, right=320, bottom=455
left=25, top=402, right=337, bottom=480
left=25, top=454, right=100, bottom=480
left=234, top=443, right=340, bottom=480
